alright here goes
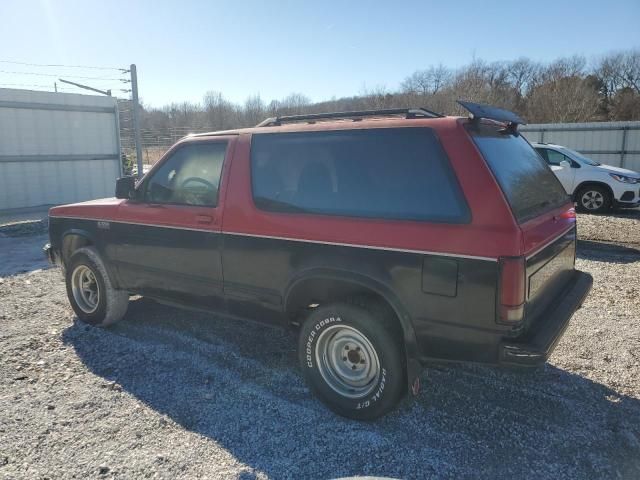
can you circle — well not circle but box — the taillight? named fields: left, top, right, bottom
left=497, top=256, right=526, bottom=323
left=559, top=207, right=576, bottom=219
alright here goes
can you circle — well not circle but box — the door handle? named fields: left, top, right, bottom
left=196, top=214, right=213, bottom=224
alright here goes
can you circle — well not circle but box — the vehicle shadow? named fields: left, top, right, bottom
left=577, top=239, right=640, bottom=264
left=62, top=298, right=640, bottom=479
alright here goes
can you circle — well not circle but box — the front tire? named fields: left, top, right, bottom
left=576, top=185, right=611, bottom=213
left=65, top=247, right=129, bottom=327
left=298, top=301, right=405, bottom=420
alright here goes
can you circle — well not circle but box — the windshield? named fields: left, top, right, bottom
left=560, top=147, right=601, bottom=166
left=469, top=125, right=570, bottom=223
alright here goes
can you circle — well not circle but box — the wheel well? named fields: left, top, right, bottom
left=285, top=277, right=407, bottom=348
left=285, top=277, right=392, bottom=320
left=285, top=276, right=413, bottom=392
left=62, top=234, right=93, bottom=265
left=573, top=181, right=614, bottom=201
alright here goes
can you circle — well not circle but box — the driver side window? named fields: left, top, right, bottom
left=144, top=142, right=227, bottom=207
left=538, top=148, right=570, bottom=167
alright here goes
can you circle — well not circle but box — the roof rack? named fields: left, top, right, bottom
left=457, top=100, right=525, bottom=133
left=255, top=107, right=443, bottom=127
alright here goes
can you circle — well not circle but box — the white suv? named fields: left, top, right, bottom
left=532, top=143, right=640, bottom=213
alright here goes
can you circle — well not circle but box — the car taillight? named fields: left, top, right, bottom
left=498, top=256, right=526, bottom=323
left=559, top=207, right=576, bottom=219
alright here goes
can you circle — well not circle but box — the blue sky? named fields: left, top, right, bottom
left=1, top=0, right=639, bottom=107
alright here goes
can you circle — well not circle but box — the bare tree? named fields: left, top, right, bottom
left=610, top=87, right=640, bottom=120
left=542, top=55, right=587, bottom=82
left=203, top=91, right=237, bottom=130
left=276, top=93, right=311, bottom=115
left=527, top=76, right=600, bottom=123
left=597, top=50, right=640, bottom=94
left=506, top=57, right=540, bottom=97
left=243, top=94, right=266, bottom=126
left=401, top=65, right=453, bottom=95
left=358, top=85, right=395, bottom=109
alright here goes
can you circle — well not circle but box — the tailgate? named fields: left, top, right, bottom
left=524, top=226, right=576, bottom=324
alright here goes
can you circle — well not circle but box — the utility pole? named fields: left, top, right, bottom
left=130, top=64, right=143, bottom=178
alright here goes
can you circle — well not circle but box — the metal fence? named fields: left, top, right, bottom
left=117, top=101, right=212, bottom=169
left=520, top=121, right=640, bottom=172
left=0, top=88, right=121, bottom=211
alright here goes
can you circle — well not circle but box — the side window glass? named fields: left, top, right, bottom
left=535, top=148, right=549, bottom=163
left=545, top=149, right=567, bottom=166
left=144, top=142, right=227, bottom=206
left=250, top=128, right=470, bottom=223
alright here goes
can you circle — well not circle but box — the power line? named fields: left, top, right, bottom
left=0, top=69, right=128, bottom=81
left=0, top=59, right=127, bottom=72
left=0, top=82, right=56, bottom=88
left=0, top=83, right=77, bottom=91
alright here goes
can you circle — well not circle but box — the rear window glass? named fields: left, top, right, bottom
left=469, top=125, right=569, bottom=223
left=250, top=128, right=470, bottom=223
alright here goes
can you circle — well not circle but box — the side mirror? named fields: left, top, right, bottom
left=115, top=176, right=137, bottom=199
left=559, top=160, right=571, bottom=169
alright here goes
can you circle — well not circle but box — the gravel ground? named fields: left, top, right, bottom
left=1, top=215, right=639, bottom=479
left=577, top=209, right=640, bottom=246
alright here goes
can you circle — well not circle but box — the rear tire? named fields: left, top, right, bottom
left=65, top=247, right=129, bottom=327
left=298, top=301, right=405, bottom=420
left=576, top=185, right=611, bottom=213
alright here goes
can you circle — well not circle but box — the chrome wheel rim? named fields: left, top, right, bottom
left=71, top=265, right=100, bottom=314
left=581, top=190, right=604, bottom=210
left=315, top=325, right=380, bottom=399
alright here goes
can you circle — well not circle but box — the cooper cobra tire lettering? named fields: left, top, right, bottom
left=306, top=316, right=342, bottom=368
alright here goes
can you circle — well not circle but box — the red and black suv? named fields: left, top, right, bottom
left=45, top=101, right=593, bottom=419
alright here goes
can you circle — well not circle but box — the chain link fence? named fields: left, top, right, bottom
left=117, top=99, right=215, bottom=174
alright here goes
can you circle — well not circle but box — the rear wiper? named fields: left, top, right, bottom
left=253, top=196, right=311, bottom=213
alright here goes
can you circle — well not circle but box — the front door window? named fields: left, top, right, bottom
left=144, top=142, right=227, bottom=207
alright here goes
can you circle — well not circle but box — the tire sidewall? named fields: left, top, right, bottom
left=65, top=251, right=108, bottom=326
left=299, top=303, right=404, bottom=419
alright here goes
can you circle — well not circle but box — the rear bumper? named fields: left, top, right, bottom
left=499, top=270, right=593, bottom=367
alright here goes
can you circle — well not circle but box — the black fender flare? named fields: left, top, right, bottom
left=61, top=229, right=120, bottom=289
left=284, top=267, right=422, bottom=394
left=61, top=228, right=97, bottom=261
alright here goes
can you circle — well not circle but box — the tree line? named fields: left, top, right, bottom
left=137, top=49, right=640, bottom=137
